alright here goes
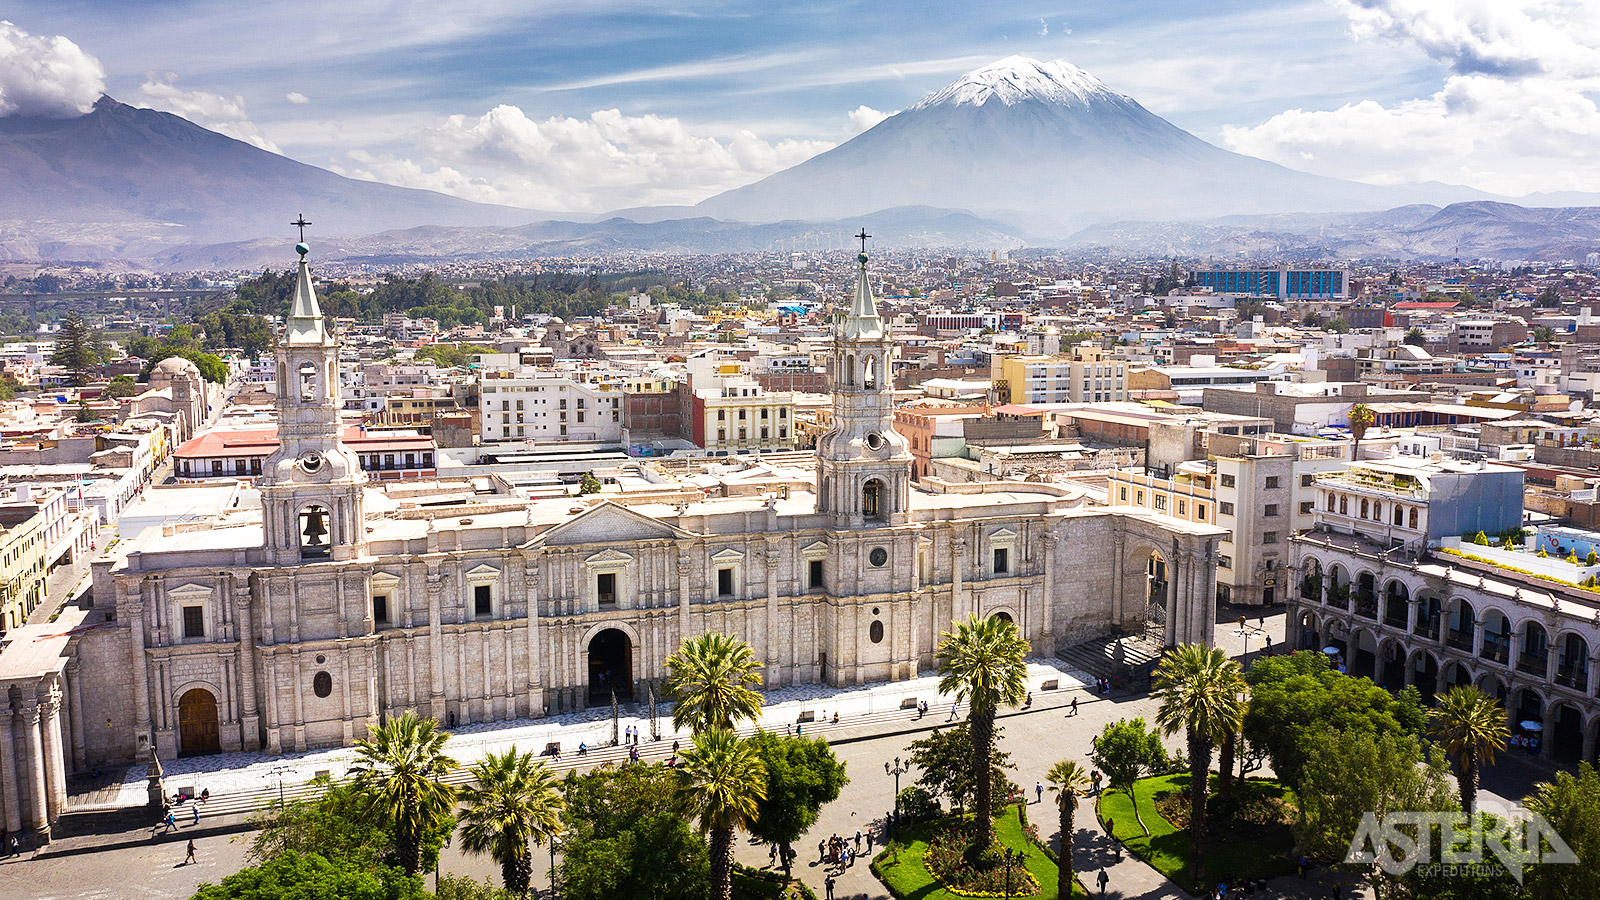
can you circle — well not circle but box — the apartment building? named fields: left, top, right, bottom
left=1108, top=462, right=1216, bottom=527
left=479, top=371, right=624, bottom=443
left=998, top=352, right=1127, bottom=405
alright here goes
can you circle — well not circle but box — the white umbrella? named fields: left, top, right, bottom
left=1520, top=720, right=1544, bottom=732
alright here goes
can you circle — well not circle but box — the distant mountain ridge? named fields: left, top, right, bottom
left=0, top=96, right=545, bottom=259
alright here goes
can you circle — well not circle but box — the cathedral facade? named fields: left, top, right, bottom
left=69, top=245, right=1223, bottom=765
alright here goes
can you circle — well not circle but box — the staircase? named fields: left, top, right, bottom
left=1057, top=631, right=1165, bottom=690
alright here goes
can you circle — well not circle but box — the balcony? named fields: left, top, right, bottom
left=1415, top=617, right=1441, bottom=642
left=1446, top=628, right=1474, bottom=651
left=1480, top=641, right=1510, bottom=665
left=1556, top=663, right=1590, bottom=693
left=1517, top=652, right=1550, bottom=677
left=1384, top=608, right=1409, bottom=629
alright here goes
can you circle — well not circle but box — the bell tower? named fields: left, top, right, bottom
left=816, top=232, right=912, bottom=527
left=259, top=226, right=367, bottom=565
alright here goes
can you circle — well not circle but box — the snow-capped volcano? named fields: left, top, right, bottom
left=910, top=56, right=1124, bottom=110
left=694, top=56, right=1482, bottom=232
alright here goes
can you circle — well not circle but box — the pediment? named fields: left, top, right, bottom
left=167, top=582, right=213, bottom=601
left=801, top=540, right=829, bottom=558
left=585, top=548, right=634, bottom=567
left=710, top=547, right=745, bottom=563
left=465, top=564, right=501, bottom=580
left=370, top=571, right=401, bottom=587
left=990, top=527, right=1019, bottom=542
left=530, top=501, right=691, bottom=548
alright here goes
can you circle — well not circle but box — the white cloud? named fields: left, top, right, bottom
left=285, top=91, right=309, bottom=104
left=138, top=72, right=280, bottom=153
left=341, top=105, right=834, bottom=212
left=846, top=105, right=892, bottom=134
left=1038, top=19, right=1049, bottom=37
left=0, top=20, right=105, bottom=118
left=1220, top=1, right=1600, bottom=194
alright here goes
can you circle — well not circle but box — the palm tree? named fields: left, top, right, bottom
left=1046, top=760, right=1091, bottom=899
left=666, top=632, right=764, bottom=735
left=348, top=712, right=459, bottom=876
left=676, top=729, right=768, bottom=900
left=1348, top=402, right=1375, bottom=460
left=1214, top=664, right=1251, bottom=802
left=457, top=747, right=565, bottom=898
left=935, top=613, right=1031, bottom=851
left=1153, top=644, right=1246, bottom=889
left=1428, top=685, right=1508, bottom=815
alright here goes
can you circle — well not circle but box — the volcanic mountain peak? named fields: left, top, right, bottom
left=910, top=56, right=1123, bottom=111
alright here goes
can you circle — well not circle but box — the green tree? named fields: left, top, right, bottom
left=126, top=335, right=158, bottom=359
left=1427, top=686, right=1508, bottom=816
left=348, top=713, right=459, bottom=876
left=1348, top=403, right=1375, bottom=459
left=1046, top=759, right=1091, bottom=899
left=1089, top=718, right=1167, bottom=836
left=1326, top=318, right=1351, bottom=333
left=1243, top=651, right=1419, bottom=787
left=665, top=632, right=764, bottom=735
left=458, top=748, right=564, bottom=898
left=103, top=375, right=139, bottom=399
left=559, top=764, right=709, bottom=900
left=935, top=613, right=1030, bottom=852
left=1535, top=286, right=1561, bottom=307
left=248, top=778, right=425, bottom=871
left=1153, top=645, right=1247, bottom=887
left=1533, top=325, right=1558, bottom=345
left=1293, top=730, right=1456, bottom=873
left=188, top=850, right=425, bottom=900
left=745, top=731, right=848, bottom=876
left=1213, top=662, right=1250, bottom=801
left=140, top=349, right=229, bottom=384
left=1524, top=761, right=1600, bottom=899
left=1403, top=327, right=1426, bottom=346
left=676, top=730, right=767, bottom=900
left=50, top=310, right=101, bottom=386
left=904, top=722, right=1019, bottom=816
left=578, top=472, right=603, bottom=495
left=414, top=343, right=493, bottom=369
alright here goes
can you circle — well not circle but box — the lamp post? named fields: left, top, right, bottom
left=1000, top=847, right=1029, bottom=900
left=885, top=756, right=911, bottom=838
left=267, top=763, right=292, bottom=805
left=547, top=836, right=560, bottom=899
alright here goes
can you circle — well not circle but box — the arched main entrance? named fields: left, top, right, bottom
left=588, top=628, right=634, bottom=706
left=991, top=611, right=1014, bottom=626
left=178, top=688, right=221, bottom=757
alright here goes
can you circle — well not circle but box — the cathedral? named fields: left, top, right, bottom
left=56, top=242, right=1222, bottom=771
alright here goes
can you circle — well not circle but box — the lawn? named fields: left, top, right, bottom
left=872, top=805, right=1088, bottom=899
left=1097, top=774, right=1296, bottom=894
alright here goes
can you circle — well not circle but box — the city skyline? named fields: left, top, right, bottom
left=1, top=1, right=1598, bottom=211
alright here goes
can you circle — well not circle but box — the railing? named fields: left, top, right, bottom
left=1556, top=664, right=1589, bottom=692
left=1480, top=641, right=1510, bottom=665
left=1415, top=618, right=1441, bottom=641
left=1447, top=628, right=1474, bottom=651
left=1384, top=608, right=1409, bottom=629
left=1517, top=653, right=1550, bottom=677
left=1355, top=596, right=1378, bottom=619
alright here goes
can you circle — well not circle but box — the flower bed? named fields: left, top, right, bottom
left=923, top=821, right=1040, bottom=897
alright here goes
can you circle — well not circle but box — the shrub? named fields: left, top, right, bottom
left=897, top=786, right=940, bottom=823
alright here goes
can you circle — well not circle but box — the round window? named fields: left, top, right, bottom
left=870, top=620, right=884, bottom=644
left=312, top=671, right=333, bottom=698
left=315, top=654, right=326, bottom=665
left=869, top=547, right=888, bottom=567
left=865, top=432, right=884, bottom=451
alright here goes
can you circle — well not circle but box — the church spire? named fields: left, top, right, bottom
left=284, top=225, right=329, bottom=346
left=839, top=229, right=883, bottom=341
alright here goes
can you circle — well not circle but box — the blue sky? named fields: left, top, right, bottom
left=4, top=1, right=1599, bottom=211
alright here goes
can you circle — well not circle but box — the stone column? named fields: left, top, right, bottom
left=426, top=567, right=446, bottom=720
left=1039, top=533, right=1056, bottom=644
left=1164, top=551, right=1180, bottom=647
left=0, top=707, right=21, bottom=836
left=234, top=577, right=261, bottom=751
left=19, top=701, right=48, bottom=839
left=951, top=535, right=967, bottom=623
left=40, top=685, right=66, bottom=825
left=525, top=557, right=542, bottom=715
left=764, top=542, right=781, bottom=688
left=65, top=660, right=86, bottom=773
left=676, top=546, right=693, bottom=645
left=1111, top=532, right=1126, bottom=624
left=128, top=596, right=151, bottom=750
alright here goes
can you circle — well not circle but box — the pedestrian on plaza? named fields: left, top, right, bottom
left=1036, top=781, right=1044, bottom=803
left=673, top=740, right=680, bottom=754
left=866, top=831, right=874, bottom=853
left=770, top=844, right=777, bottom=867
left=819, top=840, right=826, bottom=862
left=1097, top=869, right=1109, bottom=894
left=184, top=840, right=197, bottom=865
left=7, top=833, right=19, bottom=857
left=1265, top=634, right=1273, bottom=650
left=192, top=804, right=199, bottom=826
left=950, top=701, right=957, bottom=720
left=1070, top=696, right=1079, bottom=716
left=163, top=810, right=176, bottom=833
left=825, top=874, right=836, bottom=900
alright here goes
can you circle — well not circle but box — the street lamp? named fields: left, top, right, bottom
left=546, top=836, right=561, bottom=899
left=885, top=756, right=911, bottom=838
left=267, top=763, right=292, bottom=804
left=1000, top=847, right=1029, bottom=900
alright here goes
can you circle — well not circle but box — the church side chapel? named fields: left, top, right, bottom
left=69, top=235, right=1222, bottom=763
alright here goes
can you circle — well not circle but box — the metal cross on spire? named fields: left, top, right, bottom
left=856, top=228, right=871, bottom=255
left=292, top=214, right=312, bottom=242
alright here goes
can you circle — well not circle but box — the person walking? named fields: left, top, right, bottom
left=1097, top=869, right=1109, bottom=895
left=1091, top=770, right=1102, bottom=795
left=163, top=810, right=177, bottom=833
left=825, top=875, right=836, bottom=900
left=191, top=804, right=200, bottom=826
left=854, top=830, right=862, bottom=852
left=1036, top=781, right=1044, bottom=803
left=866, top=830, right=874, bottom=853
left=819, top=840, right=826, bottom=862
left=950, top=701, right=958, bottom=720
left=184, top=840, right=197, bottom=866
